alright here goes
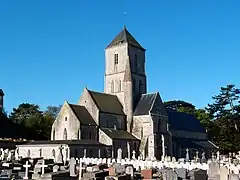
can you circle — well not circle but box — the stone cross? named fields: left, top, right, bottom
left=196, top=151, right=199, bottom=160
left=79, top=161, right=82, bottom=180
left=201, top=151, right=206, bottom=161
left=98, top=149, right=101, bottom=158
left=23, top=161, right=31, bottom=179
left=212, top=152, right=215, bottom=160
left=185, top=148, right=189, bottom=161
left=216, top=151, right=220, bottom=161
left=40, top=160, right=48, bottom=175
left=132, top=150, right=136, bottom=159
left=127, top=142, right=130, bottom=159
left=117, top=148, right=122, bottom=160
left=83, top=149, right=87, bottom=158
left=161, top=134, right=165, bottom=158
left=7, top=151, right=12, bottom=161
left=0, top=148, right=4, bottom=160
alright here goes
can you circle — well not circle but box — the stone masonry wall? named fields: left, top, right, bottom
left=51, top=102, right=80, bottom=140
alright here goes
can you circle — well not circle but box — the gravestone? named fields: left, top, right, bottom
left=32, top=165, right=41, bottom=180
left=126, top=165, right=134, bottom=177
left=161, top=169, right=177, bottom=180
left=117, top=148, right=122, bottom=160
left=175, top=168, right=187, bottom=179
left=208, top=162, right=220, bottom=179
left=220, top=166, right=228, bottom=180
left=229, top=174, right=239, bottom=180
left=69, top=157, right=77, bottom=177
left=53, top=165, right=59, bottom=172
left=0, top=169, right=12, bottom=179
left=189, top=169, right=207, bottom=180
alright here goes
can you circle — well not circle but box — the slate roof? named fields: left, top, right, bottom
left=106, top=27, right=145, bottom=50
left=0, top=89, right=4, bottom=96
left=68, top=104, right=97, bottom=126
left=102, top=128, right=139, bottom=140
left=168, top=111, right=206, bottom=133
left=172, top=137, right=218, bottom=149
left=18, top=140, right=106, bottom=146
left=88, top=90, right=125, bottom=115
left=133, top=93, right=157, bottom=116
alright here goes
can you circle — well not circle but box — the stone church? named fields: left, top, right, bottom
left=17, top=27, right=217, bottom=161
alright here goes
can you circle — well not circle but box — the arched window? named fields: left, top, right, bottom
left=52, top=129, right=55, bottom=140
left=27, top=149, right=31, bottom=157
left=111, top=81, right=114, bottom=93
left=52, top=149, right=56, bottom=158
left=63, top=128, right=67, bottom=140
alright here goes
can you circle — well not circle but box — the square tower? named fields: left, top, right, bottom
left=104, top=27, right=147, bottom=131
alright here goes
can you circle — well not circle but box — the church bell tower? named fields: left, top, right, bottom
left=104, top=27, right=147, bottom=132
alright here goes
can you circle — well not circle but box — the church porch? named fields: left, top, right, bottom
left=100, top=128, right=140, bottom=159
left=17, top=140, right=109, bottom=161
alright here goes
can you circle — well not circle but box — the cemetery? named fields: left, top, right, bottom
left=1, top=5, right=240, bottom=180
left=0, top=147, right=240, bottom=179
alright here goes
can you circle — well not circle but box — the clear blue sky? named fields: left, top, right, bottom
left=1, top=0, right=240, bottom=113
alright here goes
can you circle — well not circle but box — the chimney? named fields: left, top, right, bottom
left=0, top=89, right=4, bottom=113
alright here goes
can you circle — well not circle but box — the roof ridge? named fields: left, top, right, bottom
left=88, top=89, right=118, bottom=97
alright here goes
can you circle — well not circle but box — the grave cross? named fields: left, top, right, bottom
left=40, top=160, right=48, bottom=175
left=196, top=151, right=199, bottom=160
left=185, top=148, right=189, bottom=161
left=216, top=151, right=220, bottom=161
left=83, top=149, right=87, bottom=158
left=132, top=150, right=136, bottom=159
left=23, top=161, right=31, bottom=179
left=79, top=161, right=82, bottom=180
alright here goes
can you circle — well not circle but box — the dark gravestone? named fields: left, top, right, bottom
left=189, top=169, right=207, bottom=180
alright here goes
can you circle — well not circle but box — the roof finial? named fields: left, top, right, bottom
left=123, top=12, right=127, bottom=29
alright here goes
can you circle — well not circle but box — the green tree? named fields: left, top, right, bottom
left=44, top=105, right=61, bottom=119
left=206, top=84, right=240, bottom=152
left=206, top=84, right=240, bottom=130
left=9, top=103, right=42, bottom=125
left=9, top=103, right=51, bottom=140
left=164, top=100, right=195, bottom=112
